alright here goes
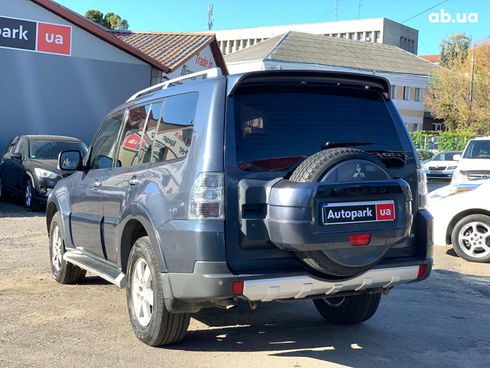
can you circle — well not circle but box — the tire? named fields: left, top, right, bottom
left=24, top=178, right=40, bottom=211
left=313, top=292, right=382, bottom=325
left=49, top=212, right=86, bottom=284
left=451, top=214, right=490, bottom=263
left=290, top=147, right=390, bottom=277
left=127, top=236, right=190, bottom=346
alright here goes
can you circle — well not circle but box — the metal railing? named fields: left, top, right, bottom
left=126, top=67, right=223, bottom=102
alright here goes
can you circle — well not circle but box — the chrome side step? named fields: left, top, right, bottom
left=64, top=250, right=126, bottom=288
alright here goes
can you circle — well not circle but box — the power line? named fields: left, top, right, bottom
left=401, top=0, right=449, bottom=24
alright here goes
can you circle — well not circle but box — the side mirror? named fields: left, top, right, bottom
left=58, top=150, right=83, bottom=171
left=11, top=152, right=22, bottom=160
left=453, top=154, right=462, bottom=161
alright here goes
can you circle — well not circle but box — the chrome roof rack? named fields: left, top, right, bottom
left=126, top=67, right=222, bottom=102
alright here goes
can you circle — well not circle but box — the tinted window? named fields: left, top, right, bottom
left=29, top=140, right=87, bottom=160
left=463, top=140, right=490, bottom=159
left=117, top=105, right=149, bottom=167
left=138, top=102, right=162, bottom=164
left=90, top=115, right=123, bottom=169
left=233, top=88, right=404, bottom=171
left=151, top=93, right=197, bottom=164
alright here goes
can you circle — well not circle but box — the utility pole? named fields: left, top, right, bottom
left=469, top=43, right=476, bottom=109
left=208, top=4, right=214, bottom=31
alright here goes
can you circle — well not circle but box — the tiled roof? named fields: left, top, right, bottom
left=226, top=31, right=436, bottom=76
left=114, top=32, right=218, bottom=71
left=420, top=54, right=441, bottom=63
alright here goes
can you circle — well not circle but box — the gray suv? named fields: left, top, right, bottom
left=47, top=69, right=433, bottom=346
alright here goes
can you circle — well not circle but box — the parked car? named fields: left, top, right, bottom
left=422, top=150, right=462, bottom=180
left=0, top=135, right=87, bottom=210
left=46, top=69, right=432, bottom=347
left=429, top=180, right=490, bottom=262
left=452, top=136, right=490, bottom=185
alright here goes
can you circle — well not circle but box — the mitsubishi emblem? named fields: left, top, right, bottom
left=353, top=164, right=366, bottom=179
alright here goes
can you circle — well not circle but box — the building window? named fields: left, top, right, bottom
left=359, top=32, right=365, bottom=41
left=414, top=88, right=421, bottom=102
left=348, top=32, right=355, bottom=40
left=403, top=87, right=410, bottom=101
left=390, top=85, right=397, bottom=99
left=374, top=31, right=381, bottom=43
left=433, top=122, right=443, bottom=131
left=366, top=31, right=372, bottom=41
left=340, top=33, right=346, bottom=38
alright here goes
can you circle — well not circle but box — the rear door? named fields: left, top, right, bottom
left=70, top=114, right=123, bottom=259
left=0, top=137, right=20, bottom=192
left=224, top=78, right=415, bottom=273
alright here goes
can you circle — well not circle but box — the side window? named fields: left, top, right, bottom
left=90, top=115, right=123, bottom=170
left=151, top=92, right=198, bottom=164
left=117, top=105, right=150, bottom=167
left=138, top=102, right=162, bottom=164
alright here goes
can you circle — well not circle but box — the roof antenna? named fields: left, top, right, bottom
left=208, top=4, right=214, bottom=31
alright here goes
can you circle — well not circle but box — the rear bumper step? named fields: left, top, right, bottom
left=242, top=265, right=420, bottom=302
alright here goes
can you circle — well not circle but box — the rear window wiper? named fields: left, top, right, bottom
left=321, top=141, right=374, bottom=150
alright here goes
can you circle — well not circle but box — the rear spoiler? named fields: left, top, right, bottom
left=228, top=70, right=391, bottom=99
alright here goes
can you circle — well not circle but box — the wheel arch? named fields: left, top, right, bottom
left=117, top=206, right=168, bottom=274
left=446, top=208, right=490, bottom=244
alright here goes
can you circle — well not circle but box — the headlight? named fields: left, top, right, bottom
left=447, top=166, right=457, bottom=170
left=417, top=169, right=428, bottom=210
left=34, top=168, right=59, bottom=179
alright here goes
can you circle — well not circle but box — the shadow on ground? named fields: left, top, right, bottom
left=0, top=200, right=44, bottom=218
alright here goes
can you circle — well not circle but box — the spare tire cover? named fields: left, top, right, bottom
left=289, top=147, right=393, bottom=277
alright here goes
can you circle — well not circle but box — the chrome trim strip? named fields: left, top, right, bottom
left=242, top=266, right=419, bottom=302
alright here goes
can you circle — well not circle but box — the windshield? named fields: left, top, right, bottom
left=432, top=151, right=460, bottom=161
left=29, top=140, right=88, bottom=160
left=463, top=140, right=490, bottom=159
left=233, top=87, right=405, bottom=171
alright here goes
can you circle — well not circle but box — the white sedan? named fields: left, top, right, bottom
left=428, top=180, right=490, bottom=262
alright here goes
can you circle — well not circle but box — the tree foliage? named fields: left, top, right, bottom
left=425, top=37, right=490, bottom=135
left=84, top=9, right=129, bottom=31
left=410, top=129, right=476, bottom=151
left=440, top=33, right=471, bottom=67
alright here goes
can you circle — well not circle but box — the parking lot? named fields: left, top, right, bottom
left=0, top=200, right=488, bottom=368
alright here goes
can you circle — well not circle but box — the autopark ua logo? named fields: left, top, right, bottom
left=0, top=15, right=72, bottom=55
left=428, top=9, right=479, bottom=24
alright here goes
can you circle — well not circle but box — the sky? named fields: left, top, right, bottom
left=56, top=0, right=489, bottom=55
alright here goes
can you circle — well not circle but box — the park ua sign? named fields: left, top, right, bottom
left=0, top=15, right=71, bottom=56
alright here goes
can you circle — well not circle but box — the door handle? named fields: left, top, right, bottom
left=93, top=181, right=102, bottom=189
left=129, top=177, right=140, bottom=186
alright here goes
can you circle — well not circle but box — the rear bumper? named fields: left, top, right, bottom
left=162, top=257, right=432, bottom=311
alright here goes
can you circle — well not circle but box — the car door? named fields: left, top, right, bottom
left=6, top=137, right=27, bottom=195
left=101, top=102, right=161, bottom=264
left=0, top=137, right=19, bottom=193
left=70, top=114, right=124, bottom=259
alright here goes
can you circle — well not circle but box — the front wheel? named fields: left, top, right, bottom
left=451, top=214, right=490, bottom=263
left=127, top=236, right=190, bottom=346
left=24, top=179, right=40, bottom=211
left=313, top=292, right=382, bottom=324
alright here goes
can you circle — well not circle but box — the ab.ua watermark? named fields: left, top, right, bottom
left=429, top=9, right=478, bottom=23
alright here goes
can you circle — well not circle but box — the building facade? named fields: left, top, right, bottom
left=211, top=18, right=418, bottom=55
left=225, top=32, right=435, bottom=131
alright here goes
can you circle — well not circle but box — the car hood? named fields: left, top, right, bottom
left=424, top=160, right=458, bottom=167
left=457, top=159, right=490, bottom=172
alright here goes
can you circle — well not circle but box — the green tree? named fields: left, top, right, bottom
left=440, top=33, right=471, bottom=67
left=84, top=9, right=129, bottom=31
left=425, top=39, right=490, bottom=135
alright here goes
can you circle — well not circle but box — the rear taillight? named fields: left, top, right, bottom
left=189, top=172, right=224, bottom=220
left=417, top=264, right=427, bottom=279
left=232, top=280, right=244, bottom=295
left=417, top=169, right=428, bottom=210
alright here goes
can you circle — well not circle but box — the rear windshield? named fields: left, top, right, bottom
left=233, top=87, right=405, bottom=171
left=463, top=140, right=490, bottom=159
left=29, top=140, right=88, bottom=160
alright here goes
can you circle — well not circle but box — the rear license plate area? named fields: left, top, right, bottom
left=320, top=201, right=395, bottom=225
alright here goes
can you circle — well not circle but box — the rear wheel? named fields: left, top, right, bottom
left=127, top=236, right=190, bottom=346
left=313, top=292, right=382, bottom=324
left=451, top=214, right=490, bottom=263
left=290, top=147, right=391, bottom=277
